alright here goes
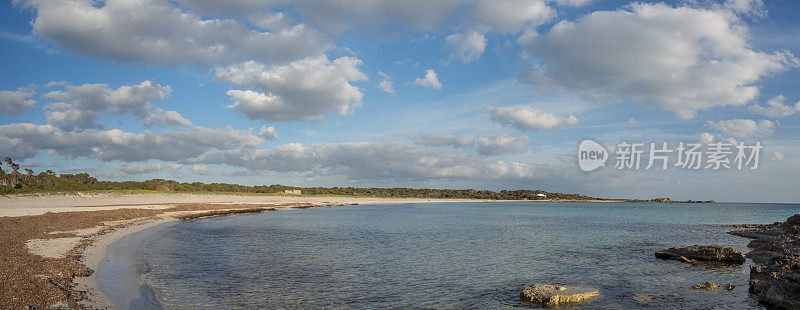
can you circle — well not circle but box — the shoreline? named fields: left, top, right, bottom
left=0, top=193, right=759, bottom=309
left=75, top=217, right=176, bottom=309
left=0, top=193, right=522, bottom=309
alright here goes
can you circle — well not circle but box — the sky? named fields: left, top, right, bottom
left=0, top=0, right=799, bottom=203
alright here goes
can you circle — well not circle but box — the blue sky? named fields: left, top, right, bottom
left=0, top=0, right=799, bottom=202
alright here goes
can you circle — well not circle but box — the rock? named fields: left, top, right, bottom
left=520, top=284, right=599, bottom=307
left=749, top=254, right=800, bottom=309
left=691, top=282, right=734, bottom=291
left=655, top=245, right=745, bottom=264
left=730, top=214, right=800, bottom=309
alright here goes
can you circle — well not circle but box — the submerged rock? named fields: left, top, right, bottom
left=520, top=284, right=599, bottom=307
left=691, top=282, right=734, bottom=291
left=655, top=245, right=745, bottom=264
left=730, top=214, right=800, bottom=309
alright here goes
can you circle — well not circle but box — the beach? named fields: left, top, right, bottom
left=3, top=194, right=798, bottom=309
left=0, top=193, right=495, bottom=309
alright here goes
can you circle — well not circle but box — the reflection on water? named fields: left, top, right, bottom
left=137, top=202, right=800, bottom=309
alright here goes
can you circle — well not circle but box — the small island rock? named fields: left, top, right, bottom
left=655, top=245, right=745, bottom=264
left=520, top=284, right=599, bottom=307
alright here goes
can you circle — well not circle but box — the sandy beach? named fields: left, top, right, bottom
left=0, top=193, right=496, bottom=309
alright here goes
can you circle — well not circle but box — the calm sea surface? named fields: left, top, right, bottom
left=133, top=202, right=800, bottom=309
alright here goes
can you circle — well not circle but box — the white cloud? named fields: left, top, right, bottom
left=259, top=125, right=279, bottom=140
left=15, top=0, right=327, bottom=66
left=42, top=81, right=190, bottom=130
left=412, top=134, right=475, bottom=148
left=143, top=108, right=193, bottom=127
left=173, top=0, right=557, bottom=35
left=488, top=106, right=578, bottom=131
left=700, top=132, right=715, bottom=144
left=274, top=0, right=464, bottom=34
left=750, top=95, right=800, bottom=118
left=192, top=141, right=539, bottom=181
left=190, top=164, right=209, bottom=174
left=377, top=71, right=395, bottom=95
left=476, top=135, right=530, bottom=156
left=0, top=87, right=36, bottom=115
left=218, top=55, right=367, bottom=122
left=473, top=0, right=553, bottom=33
left=551, top=0, right=593, bottom=7
left=707, top=119, right=775, bottom=137
left=771, top=151, right=784, bottom=161
left=445, top=30, right=487, bottom=63
left=724, top=0, right=766, bottom=18
left=250, top=11, right=295, bottom=31
left=520, top=2, right=797, bottom=119
left=0, top=123, right=262, bottom=161
left=414, top=69, right=442, bottom=90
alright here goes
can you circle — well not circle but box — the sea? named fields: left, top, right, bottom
left=100, top=202, right=800, bottom=309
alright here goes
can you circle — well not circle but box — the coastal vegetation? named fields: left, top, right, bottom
left=0, top=157, right=600, bottom=200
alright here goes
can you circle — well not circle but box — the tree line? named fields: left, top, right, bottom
left=0, top=157, right=601, bottom=200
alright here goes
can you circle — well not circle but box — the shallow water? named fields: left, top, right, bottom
left=134, top=202, right=800, bottom=309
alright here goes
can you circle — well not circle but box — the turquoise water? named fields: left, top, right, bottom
left=134, top=202, right=800, bottom=309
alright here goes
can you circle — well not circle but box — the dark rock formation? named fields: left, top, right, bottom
left=655, top=245, right=745, bottom=264
left=729, top=214, right=800, bottom=309
left=520, top=284, right=599, bottom=307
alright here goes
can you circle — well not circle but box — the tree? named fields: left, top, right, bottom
left=24, top=168, right=33, bottom=176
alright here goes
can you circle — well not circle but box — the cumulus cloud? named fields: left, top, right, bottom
left=42, top=81, right=192, bottom=130
left=14, top=0, right=327, bottom=66
left=414, top=69, right=442, bottom=90
left=476, top=135, right=530, bottom=156
left=520, top=2, right=797, bottom=119
left=0, top=87, right=36, bottom=115
left=488, top=106, right=578, bottom=131
left=707, top=119, right=775, bottom=137
left=0, top=123, right=262, bottom=161
left=552, top=0, right=593, bottom=7
left=751, top=95, right=800, bottom=118
left=259, top=125, right=279, bottom=140
left=724, top=0, right=766, bottom=18
left=445, top=30, right=486, bottom=63
left=474, top=0, right=553, bottom=33
left=143, top=108, right=193, bottom=127
left=191, top=141, right=539, bottom=181
left=377, top=71, right=395, bottom=95
left=174, top=0, right=557, bottom=35
left=412, top=134, right=475, bottom=148
left=218, top=55, right=367, bottom=122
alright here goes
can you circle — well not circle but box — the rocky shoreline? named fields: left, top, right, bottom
left=650, top=214, right=800, bottom=309
left=728, top=214, right=800, bottom=309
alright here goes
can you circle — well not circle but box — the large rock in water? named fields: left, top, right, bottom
left=729, top=214, right=800, bottom=309
left=520, top=284, right=599, bottom=307
left=750, top=254, right=800, bottom=309
left=654, top=245, right=745, bottom=264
